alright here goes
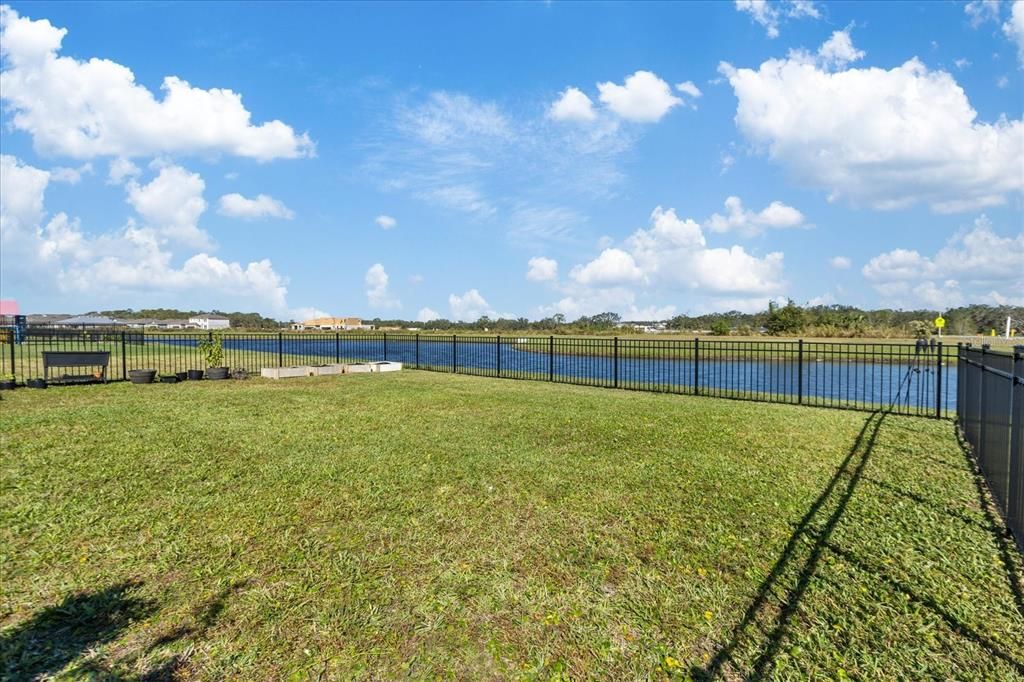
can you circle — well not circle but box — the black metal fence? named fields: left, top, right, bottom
left=957, top=344, right=1023, bottom=553
left=2, top=330, right=957, bottom=417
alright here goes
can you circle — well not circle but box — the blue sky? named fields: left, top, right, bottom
left=1, top=1, right=1021, bottom=321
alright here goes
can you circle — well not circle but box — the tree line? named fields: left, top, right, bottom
left=90, top=308, right=282, bottom=329
left=88, top=304, right=1022, bottom=337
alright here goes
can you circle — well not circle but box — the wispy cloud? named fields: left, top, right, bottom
left=361, top=88, right=642, bottom=244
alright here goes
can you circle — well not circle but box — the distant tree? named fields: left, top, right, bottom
left=765, top=300, right=807, bottom=335
left=710, top=319, right=730, bottom=336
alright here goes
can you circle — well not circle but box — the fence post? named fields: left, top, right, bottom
left=416, top=334, right=420, bottom=369
left=797, top=339, right=804, bottom=405
left=9, top=329, right=16, bottom=378
left=277, top=332, right=283, bottom=368
left=1010, top=346, right=1023, bottom=552
left=121, top=331, right=127, bottom=380
left=452, top=335, right=457, bottom=373
left=614, top=336, right=619, bottom=389
left=956, top=342, right=963, bottom=423
left=383, top=332, right=388, bottom=361
left=694, top=337, right=700, bottom=395
left=979, top=345, right=989, bottom=460
left=935, top=341, right=943, bottom=419
left=335, top=333, right=340, bottom=363
left=496, top=335, right=501, bottom=376
left=549, top=335, right=554, bottom=382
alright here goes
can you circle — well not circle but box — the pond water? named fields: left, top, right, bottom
left=156, top=336, right=956, bottom=415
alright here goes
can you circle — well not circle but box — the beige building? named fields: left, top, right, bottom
left=291, top=317, right=374, bottom=331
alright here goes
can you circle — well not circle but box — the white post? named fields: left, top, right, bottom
left=1007, top=315, right=1012, bottom=339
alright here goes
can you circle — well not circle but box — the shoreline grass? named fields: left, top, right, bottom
left=1, top=372, right=1022, bottom=679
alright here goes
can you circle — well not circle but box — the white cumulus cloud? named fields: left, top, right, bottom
left=549, top=87, right=597, bottom=122
left=817, top=29, right=865, bottom=68
left=217, top=193, right=295, bottom=220
left=735, top=0, right=821, bottom=39
left=126, top=165, right=211, bottom=249
left=448, top=288, right=497, bottom=321
left=597, top=71, right=682, bottom=123
left=570, top=248, right=644, bottom=286
left=526, top=256, right=559, bottom=282
left=720, top=33, right=1024, bottom=213
left=417, top=307, right=440, bottom=322
left=0, top=5, right=314, bottom=161
left=1005, top=0, right=1024, bottom=67
left=546, top=205, right=786, bottom=320
left=375, top=214, right=397, bottom=229
left=704, top=196, right=807, bottom=236
left=0, top=154, right=311, bottom=317
left=365, top=263, right=400, bottom=308
left=829, top=256, right=852, bottom=270
left=862, top=215, right=1024, bottom=307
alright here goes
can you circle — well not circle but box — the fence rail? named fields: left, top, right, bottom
left=957, top=344, right=1023, bottom=554
left=2, top=331, right=958, bottom=417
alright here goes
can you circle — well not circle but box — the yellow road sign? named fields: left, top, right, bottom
left=934, top=316, right=945, bottom=329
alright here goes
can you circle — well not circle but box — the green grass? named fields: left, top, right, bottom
left=1, top=372, right=1022, bottom=680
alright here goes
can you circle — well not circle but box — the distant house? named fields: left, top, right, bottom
left=291, top=317, right=374, bottom=331
left=127, top=318, right=193, bottom=330
left=54, top=315, right=124, bottom=327
left=24, top=313, right=72, bottom=323
left=188, top=314, right=230, bottom=330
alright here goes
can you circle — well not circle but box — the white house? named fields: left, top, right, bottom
left=189, top=314, right=231, bottom=330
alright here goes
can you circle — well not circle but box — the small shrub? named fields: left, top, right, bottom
left=197, top=334, right=225, bottom=368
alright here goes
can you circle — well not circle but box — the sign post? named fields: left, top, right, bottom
left=934, top=315, right=945, bottom=338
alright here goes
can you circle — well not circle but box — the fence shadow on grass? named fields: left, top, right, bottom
left=691, top=411, right=886, bottom=681
left=0, top=580, right=155, bottom=680
left=694, top=412, right=1024, bottom=680
left=956, top=424, right=1024, bottom=623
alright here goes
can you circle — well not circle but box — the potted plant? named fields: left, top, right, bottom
left=198, top=334, right=229, bottom=380
left=159, top=373, right=179, bottom=384
left=186, top=369, right=204, bottom=381
left=26, top=377, right=47, bottom=389
left=175, top=371, right=188, bottom=381
left=128, top=369, right=157, bottom=384
left=0, top=374, right=16, bottom=390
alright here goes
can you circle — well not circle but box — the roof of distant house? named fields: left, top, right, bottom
left=299, top=316, right=361, bottom=326
left=58, top=315, right=124, bottom=326
left=191, top=314, right=229, bottom=320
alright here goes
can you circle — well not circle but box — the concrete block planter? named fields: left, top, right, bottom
left=369, top=361, right=403, bottom=372
left=261, top=366, right=314, bottom=380
left=345, top=363, right=373, bottom=373
left=313, top=364, right=345, bottom=376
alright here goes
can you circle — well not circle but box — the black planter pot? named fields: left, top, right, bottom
left=128, top=369, right=157, bottom=385
left=0, top=380, right=16, bottom=391
left=160, top=375, right=179, bottom=384
left=26, top=378, right=47, bottom=389
left=206, top=367, right=230, bottom=380
left=176, top=371, right=188, bottom=381
left=187, top=369, right=204, bottom=381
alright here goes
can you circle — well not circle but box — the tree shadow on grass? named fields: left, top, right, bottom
left=76, top=578, right=251, bottom=680
left=0, top=580, right=155, bottom=680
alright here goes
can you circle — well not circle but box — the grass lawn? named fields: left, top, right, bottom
left=1, top=371, right=1022, bottom=680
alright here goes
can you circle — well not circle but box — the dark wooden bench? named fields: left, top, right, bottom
left=42, top=350, right=111, bottom=383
